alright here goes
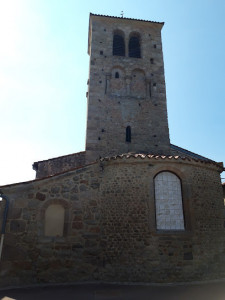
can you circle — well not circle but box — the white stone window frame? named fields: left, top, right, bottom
left=154, top=171, right=185, bottom=231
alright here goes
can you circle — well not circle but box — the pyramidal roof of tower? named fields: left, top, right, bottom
left=90, top=13, right=164, bottom=25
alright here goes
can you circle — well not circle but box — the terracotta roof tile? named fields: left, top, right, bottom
left=100, top=152, right=224, bottom=170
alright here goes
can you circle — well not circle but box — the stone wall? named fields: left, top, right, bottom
left=33, top=151, right=86, bottom=179
left=99, top=158, right=225, bottom=282
left=0, top=158, right=225, bottom=286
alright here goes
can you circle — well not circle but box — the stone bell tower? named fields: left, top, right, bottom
left=85, top=13, right=170, bottom=162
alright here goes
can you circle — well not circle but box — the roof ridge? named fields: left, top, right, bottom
left=90, top=13, right=164, bottom=25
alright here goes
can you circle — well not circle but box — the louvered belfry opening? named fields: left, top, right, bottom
left=129, top=36, right=141, bottom=58
left=113, top=33, right=125, bottom=56
left=126, top=126, right=131, bottom=142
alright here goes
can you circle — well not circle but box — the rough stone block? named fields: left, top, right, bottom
left=36, top=192, right=46, bottom=201
left=10, top=220, right=26, bottom=233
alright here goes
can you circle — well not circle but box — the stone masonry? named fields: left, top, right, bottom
left=0, top=157, right=225, bottom=286
left=0, top=14, right=224, bottom=286
left=33, top=151, right=86, bottom=179
left=85, top=14, right=170, bottom=163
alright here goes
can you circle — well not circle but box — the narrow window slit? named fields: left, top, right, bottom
left=149, top=80, right=152, bottom=98
left=126, top=126, right=131, bottom=142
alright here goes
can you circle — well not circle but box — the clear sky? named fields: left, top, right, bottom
left=0, top=0, right=225, bottom=185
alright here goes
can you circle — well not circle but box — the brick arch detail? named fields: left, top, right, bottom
left=151, top=164, right=187, bottom=182
left=111, top=65, right=126, bottom=77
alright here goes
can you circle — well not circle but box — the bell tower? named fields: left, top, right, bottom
left=85, top=13, right=170, bottom=162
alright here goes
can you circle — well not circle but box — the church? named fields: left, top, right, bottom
left=0, top=13, right=225, bottom=286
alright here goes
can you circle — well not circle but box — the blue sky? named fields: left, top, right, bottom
left=0, top=0, right=225, bottom=185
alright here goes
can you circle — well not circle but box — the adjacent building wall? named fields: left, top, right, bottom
left=0, top=162, right=101, bottom=286
left=33, top=151, right=86, bottom=179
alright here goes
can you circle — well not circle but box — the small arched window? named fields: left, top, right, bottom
left=126, top=126, right=131, bottom=142
left=154, top=172, right=185, bottom=231
left=115, top=72, right=119, bottom=78
left=113, top=33, right=125, bottom=56
left=45, top=204, right=65, bottom=237
left=129, top=35, right=141, bottom=58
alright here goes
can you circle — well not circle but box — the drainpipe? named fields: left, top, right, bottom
left=0, top=192, right=9, bottom=261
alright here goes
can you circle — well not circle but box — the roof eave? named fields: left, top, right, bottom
left=90, top=13, right=164, bottom=26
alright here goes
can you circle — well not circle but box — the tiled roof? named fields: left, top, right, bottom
left=100, top=151, right=224, bottom=170
left=170, top=144, right=213, bottom=162
left=90, top=13, right=164, bottom=25
left=2, top=147, right=224, bottom=188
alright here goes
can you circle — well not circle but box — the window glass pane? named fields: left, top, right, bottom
left=129, top=36, right=141, bottom=58
left=113, top=34, right=125, bottom=56
left=154, top=172, right=184, bottom=230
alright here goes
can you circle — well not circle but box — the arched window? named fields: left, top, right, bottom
left=126, top=126, right=131, bottom=142
left=113, top=33, right=125, bottom=56
left=115, top=72, right=119, bottom=78
left=154, top=172, right=185, bottom=231
left=129, top=35, right=141, bottom=58
left=45, top=204, right=65, bottom=237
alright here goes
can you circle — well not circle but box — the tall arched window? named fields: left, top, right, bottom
left=154, top=172, right=185, bottom=231
left=129, top=35, right=141, bottom=58
left=126, top=126, right=131, bottom=142
left=113, top=33, right=125, bottom=56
